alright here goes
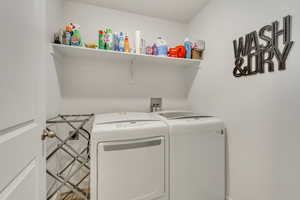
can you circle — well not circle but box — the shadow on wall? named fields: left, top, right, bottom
left=52, top=55, right=199, bottom=99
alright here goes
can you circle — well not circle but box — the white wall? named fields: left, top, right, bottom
left=56, top=0, right=192, bottom=114
left=46, top=0, right=64, bottom=118
left=188, top=0, right=300, bottom=200
left=63, top=0, right=187, bottom=48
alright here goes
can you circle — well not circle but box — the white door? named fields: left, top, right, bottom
left=0, top=0, right=46, bottom=200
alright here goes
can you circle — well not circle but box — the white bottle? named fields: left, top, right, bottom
left=135, top=30, right=141, bottom=54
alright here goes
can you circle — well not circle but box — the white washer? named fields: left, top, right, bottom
left=155, top=111, right=226, bottom=200
left=90, top=112, right=169, bottom=200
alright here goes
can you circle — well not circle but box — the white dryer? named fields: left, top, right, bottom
left=90, top=112, right=169, bottom=200
left=155, top=111, right=226, bottom=200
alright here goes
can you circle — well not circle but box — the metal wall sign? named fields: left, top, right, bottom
left=233, top=15, right=294, bottom=77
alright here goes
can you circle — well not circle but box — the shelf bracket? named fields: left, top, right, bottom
left=49, top=43, right=54, bottom=55
left=129, top=57, right=136, bottom=84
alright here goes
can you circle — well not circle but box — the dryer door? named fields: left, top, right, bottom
left=98, top=136, right=165, bottom=200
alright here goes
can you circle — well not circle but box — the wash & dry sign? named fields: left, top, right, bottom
left=233, top=15, right=294, bottom=77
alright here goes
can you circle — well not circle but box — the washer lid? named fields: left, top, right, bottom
left=94, top=112, right=160, bottom=125
left=158, top=111, right=212, bottom=120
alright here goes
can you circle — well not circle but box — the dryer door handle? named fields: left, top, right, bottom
left=103, top=137, right=163, bottom=151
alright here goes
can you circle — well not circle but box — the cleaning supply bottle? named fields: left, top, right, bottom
left=156, top=37, right=168, bottom=56
left=176, top=45, right=186, bottom=58
left=111, top=31, right=115, bottom=51
left=118, top=32, right=125, bottom=52
left=124, top=33, right=130, bottom=53
left=66, top=31, right=72, bottom=45
left=152, top=43, right=158, bottom=55
left=104, top=28, right=109, bottom=49
left=98, top=30, right=105, bottom=49
left=106, top=29, right=113, bottom=50
left=184, top=38, right=192, bottom=59
left=71, top=29, right=82, bottom=46
left=103, top=29, right=107, bottom=49
left=146, top=45, right=153, bottom=55
left=62, top=30, right=67, bottom=45
left=141, top=39, right=146, bottom=54
left=65, top=25, right=73, bottom=45
left=113, top=32, right=119, bottom=51
left=71, top=24, right=83, bottom=47
left=135, top=30, right=141, bottom=54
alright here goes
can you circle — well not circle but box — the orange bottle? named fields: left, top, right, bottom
left=176, top=45, right=186, bottom=58
left=124, top=33, right=130, bottom=52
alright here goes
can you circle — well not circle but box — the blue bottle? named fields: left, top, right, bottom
left=118, top=32, right=125, bottom=52
left=113, top=32, right=119, bottom=51
left=184, top=38, right=192, bottom=59
left=156, top=37, right=168, bottom=56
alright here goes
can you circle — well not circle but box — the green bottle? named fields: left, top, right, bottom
left=99, top=30, right=105, bottom=49
left=106, top=29, right=113, bottom=50
left=71, top=29, right=83, bottom=47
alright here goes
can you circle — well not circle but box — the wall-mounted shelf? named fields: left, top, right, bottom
left=50, top=44, right=201, bottom=68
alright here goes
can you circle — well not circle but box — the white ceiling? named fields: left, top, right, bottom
left=67, top=0, right=209, bottom=23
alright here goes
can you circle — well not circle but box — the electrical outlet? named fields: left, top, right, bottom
left=69, top=131, right=79, bottom=140
left=150, top=98, right=162, bottom=112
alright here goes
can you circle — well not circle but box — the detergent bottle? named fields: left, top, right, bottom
left=156, top=37, right=168, bottom=56
left=71, top=24, right=83, bottom=47
left=184, top=38, right=192, bottom=59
